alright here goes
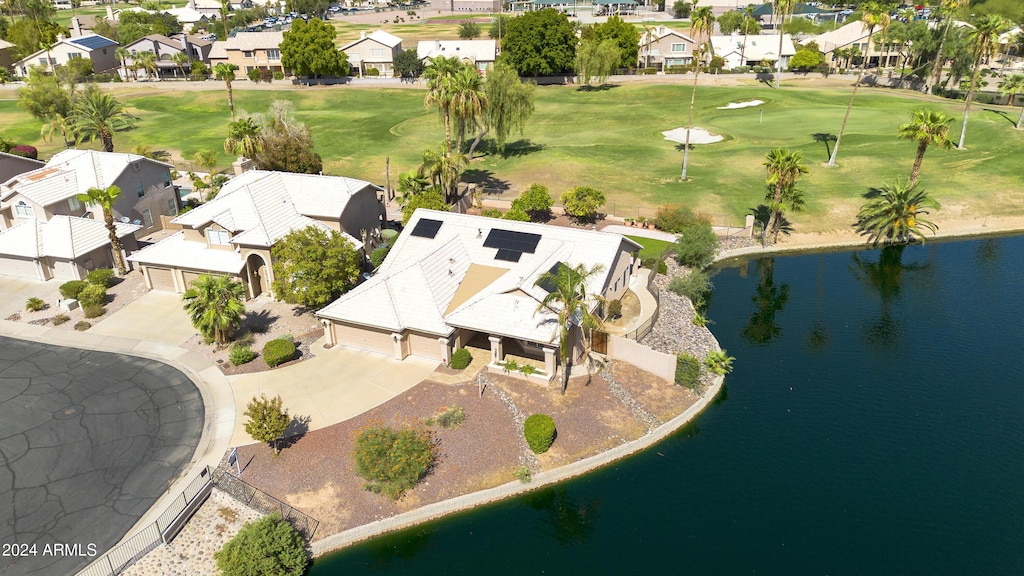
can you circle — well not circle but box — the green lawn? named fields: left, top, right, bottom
left=1, top=82, right=1021, bottom=233
left=331, top=18, right=464, bottom=45
left=626, top=235, right=674, bottom=259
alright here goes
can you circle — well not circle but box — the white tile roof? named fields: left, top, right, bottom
left=639, top=25, right=695, bottom=45
left=710, top=34, right=796, bottom=61
left=0, top=215, right=139, bottom=260
left=417, top=40, right=497, bottom=63
left=127, top=231, right=246, bottom=273
left=318, top=210, right=641, bottom=343
left=221, top=31, right=284, bottom=51
left=805, top=21, right=869, bottom=51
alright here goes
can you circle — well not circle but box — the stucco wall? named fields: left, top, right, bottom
left=607, top=335, right=675, bottom=383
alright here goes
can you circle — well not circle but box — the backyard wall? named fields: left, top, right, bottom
left=607, top=335, right=675, bottom=383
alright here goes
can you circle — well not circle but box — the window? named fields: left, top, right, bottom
left=167, top=198, right=177, bottom=215
left=243, top=50, right=253, bottom=57
left=69, top=196, right=83, bottom=211
left=266, top=48, right=280, bottom=60
left=142, top=208, right=153, bottom=228
left=136, top=181, right=145, bottom=197
left=208, top=229, right=230, bottom=245
left=162, top=172, right=172, bottom=187
left=370, top=48, right=384, bottom=58
left=38, top=58, right=49, bottom=66
left=14, top=201, right=33, bottom=218
left=671, top=43, right=686, bottom=53
left=68, top=53, right=82, bottom=60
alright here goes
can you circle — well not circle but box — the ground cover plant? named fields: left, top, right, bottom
left=214, top=513, right=308, bottom=576
left=353, top=422, right=436, bottom=500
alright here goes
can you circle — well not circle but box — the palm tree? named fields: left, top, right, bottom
left=998, top=74, right=1024, bottom=129
left=115, top=46, right=132, bottom=81
left=680, top=4, right=715, bottom=181
left=449, top=65, right=487, bottom=155
left=71, top=89, right=138, bottom=153
left=419, top=145, right=468, bottom=202
left=182, top=274, right=247, bottom=345
left=224, top=117, right=263, bottom=158
left=533, top=262, right=606, bottom=395
left=855, top=179, right=940, bottom=245
left=134, top=50, right=158, bottom=81
left=958, top=15, right=1011, bottom=149
left=213, top=62, right=239, bottom=120
left=171, top=51, right=191, bottom=79
left=773, top=0, right=796, bottom=89
left=77, top=185, right=127, bottom=275
left=897, top=109, right=954, bottom=187
left=828, top=1, right=890, bottom=167
left=928, top=0, right=969, bottom=92
left=762, top=148, right=808, bottom=244
left=739, top=5, right=755, bottom=67
left=422, top=56, right=463, bottom=155
left=131, top=144, right=171, bottom=162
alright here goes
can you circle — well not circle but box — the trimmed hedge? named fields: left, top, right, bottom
left=524, top=414, right=556, bottom=454
left=60, top=280, right=87, bottom=299
left=449, top=348, right=471, bottom=370
left=78, top=283, right=108, bottom=308
left=86, top=268, right=116, bottom=287
left=214, top=513, right=308, bottom=576
left=369, top=243, right=391, bottom=269
left=263, top=338, right=296, bottom=367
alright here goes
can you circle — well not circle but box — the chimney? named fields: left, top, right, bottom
left=57, top=33, right=66, bottom=41
left=71, top=16, right=82, bottom=37
left=360, top=30, right=366, bottom=39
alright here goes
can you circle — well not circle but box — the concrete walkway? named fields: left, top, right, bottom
left=601, top=224, right=678, bottom=242
left=604, top=269, right=658, bottom=337
left=87, top=291, right=197, bottom=346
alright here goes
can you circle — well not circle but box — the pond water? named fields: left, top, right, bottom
left=311, top=236, right=1024, bottom=575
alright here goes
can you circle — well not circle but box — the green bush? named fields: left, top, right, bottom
left=365, top=67, right=380, bottom=76
left=273, top=71, right=285, bottom=80
left=480, top=208, right=503, bottom=218
left=53, top=314, right=70, bottom=326
left=655, top=205, right=700, bottom=234
left=675, top=352, right=701, bottom=390
left=523, top=414, right=556, bottom=454
left=86, top=268, right=116, bottom=287
left=214, top=513, right=308, bottom=576
left=353, top=424, right=436, bottom=499
left=25, top=297, right=45, bottom=312
left=230, top=343, right=257, bottom=366
left=513, top=465, right=532, bottom=483
left=667, top=270, right=713, bottom=307
left=74, top=321, right=91, bottom=331
left=59, top=280, right=87, bottom=299
left=512, top=183, right=553, bottom=218
left=449, top=348, right=472, bottom=370
left=638, top=67, right=658, bottom=75
left=502, top=205, right=531, bottom=221
left=83, top=304, right=105, bottom=319
left=263, top=338, right=296, bottom=367
left=606, top=299, right=622, bottom=319
left=369, top=243, right=391, bottom=269
left=78, top=283, right=108, bottom=308
left=640, top=257, right=668, bottom=275
left=673, top=217, right=718, bottom=269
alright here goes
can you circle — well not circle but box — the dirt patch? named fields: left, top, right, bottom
left=610, top=361, right=697, bottom=423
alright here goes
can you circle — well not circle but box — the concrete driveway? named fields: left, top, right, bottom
left=88, top=291, right=197, bottom=346
left=228, top=344, right=437, bottom=445
left=0, top=277, right=60, bottom=319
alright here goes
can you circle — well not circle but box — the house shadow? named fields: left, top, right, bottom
left=498, top=139, right=546, bottom=159
left=462, top=169, right=511, bottom=194
left=278, top=414, right=312, bottom=450
left=576, top=83, right=618, bottom=92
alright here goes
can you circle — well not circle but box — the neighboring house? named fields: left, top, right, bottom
left=0, top=152, right=45, bottom=184
left=638, top=26, right=699, bottom=70
left=417, top=40, right=497, bottom=74
left=0, top=39, right=14, bottom=71
left=710, top=33, right=796, bottom=69
left=208, top=31, right=287, bottom=76
left=0, top=149, right=179, bottom=237
left=340, top=30, right=403, bottom=77
left=164, top=6, right=211, bottom=32
left=0, top=215, right=139, bottom=281
left=317, top=210, right=642, bottom=377
left=186, top=0, right=224, bottom=17
left=592, top=0, right=639, bottom=17
left=13, top=34, right=119, bottom=76
left=127, top=170, right=383, bottom=298
left=121, top=34, right=212, bottom=79
left=805, top=21, right=903, bottom=69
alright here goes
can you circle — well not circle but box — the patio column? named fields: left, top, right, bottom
left=543, top=346, right=557, bottom=377
left=488, top=335, right=503, bottom=364
left=438, top=336, right=452, bottom=364
left=322, top=320, right=335, bottom=347
left=392, top=332, right=408, bottom=360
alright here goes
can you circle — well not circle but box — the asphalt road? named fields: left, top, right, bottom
left=0, top=337, right=204, bottom=576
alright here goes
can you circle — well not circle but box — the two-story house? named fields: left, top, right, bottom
left=13, top=34, right=119, bottom=76
left=709, top=33, right=796, bottom=70
left=208, top=31, right=287, bottom=76
left=340, top=30, right=403, bottom=78
left=638, top=26, right=699, bottom=70
left=121, top=34, right=213, bottom=79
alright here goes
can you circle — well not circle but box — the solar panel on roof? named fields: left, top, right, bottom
left=69, top=35, right=115, bottom=50
left=483, top=229, right=541, bottom=253
left=537, top=262, right=565, bottom=293
left=494, top=249, right=522, bottom=262
left=410, top=218, right=443, bottom=239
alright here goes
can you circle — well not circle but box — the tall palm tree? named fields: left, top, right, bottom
left=213, top=62, right=238, bottom=120
left=828, top=1, right=890, bottom=167
left=958, top=15, right=1010, bottom=149
left=928, top=0, right=969, bottom=92
left=449, top=65, right=487, bottom=155
left=115, top=46, right=131, bottom=81
left=171, top=51, right=191, bottom=79
left=182, top=274, right=247, bottom=345
left=134, top=50, right=158, bottom=81
left=897, top=109, right=954, bottom=187
left=739, top=5, right=756, bottom=67
left=71, top=89, right=138, bottom=153
left=773, top=0, right=796, bottom=89
left=681, top=4, right=715, bottom=181
left=419, top=144, right=468, bottom=202
left=533, top=262, right=606, bottom=395
left=762, top=148, right=808, bottom=244
left=998, top=74, right=1024, bottom=129
left=224, top=117, right=263, bottom=158
left=77, top=185, right=127, bottom=275
left=855, top=179, right=940, bottom=245
left=422, top=56, right=463, bottom=155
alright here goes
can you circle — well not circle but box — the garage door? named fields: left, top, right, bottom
left=0, top=257, right=41, bottom=279
left=147, top=267, right=176, bottom=291
left=181, top=271, right=203, bottom=290
left=408, top=332, right=441, bottom=361
left=335, top=323, right=393, bottom=356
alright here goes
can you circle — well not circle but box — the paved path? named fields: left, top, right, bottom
left=601, top=224, right=678, bottom=242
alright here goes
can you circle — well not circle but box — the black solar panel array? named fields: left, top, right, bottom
left=494, top=249, right=523, bottom=262
left=410, top=218, right=443, bottom=238
left=484, top=229, right=541, bottom=262
left=536, top=262, right=565, bottom=293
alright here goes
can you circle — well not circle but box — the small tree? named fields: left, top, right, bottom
left=561, top=186, right=605, bottom=222
left=672, top=216, right=718, bottom=269
left=401, top=190, right=449, bottom=225
left=280, top=18, right=349, bottom=79
left=271, top=226, right=361, bottom=307
left=214, top=513, right=308, bottom=576
left=353, top=423, right=436, bottom=500
left=511, top=183, right=553, bottom=220
left=458, top=21, right=482, bottom=39
left=671, top=0, right=692, bottom=18
left=244, top=394, right=290, bottom=455
left=393, top=48, right=425, bottom=78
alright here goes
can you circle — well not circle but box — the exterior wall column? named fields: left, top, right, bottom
left=322, top=320, right=335, bottom=347
left=438, top=337, right=452, bottom=365
left=488, top=335, right=503, bottom=364
left=142, top=266, right=154, bottom=290
left=543, top=346, right=557, bottom=377
left=392, top=332, right=408, bottom=360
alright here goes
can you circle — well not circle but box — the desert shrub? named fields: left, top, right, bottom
left=9, top=145, right=38, bottom=159
left=53, top=314, right=70, bottom=326
left=74, top=321, right=91, bottom=331
left=523, top=414, right=556, bottom=454
left=78, top=283, right=108, bottom=308
left=675, top=352, right=701, bottom=390
left=704, top=349, right=735, bottom=375
left=263, top=338, right=296, bottom=367
left=365, top=67, right=380, bottom=76
left=427, top=405, right=466, bottom=429
left=667, top=270, right=712, bottom=307
left=369, top=243, right=391, bottom=269
left=60, top=280, right=88, bottom=299
left=353, top=423, right=436, bottom=499
left=214, top=513, right=308, bottom=576
left=655, top=205, right=700, bottom=233
left=230, top=343, right=257, bottom=366
left=606, top=298, right=622, bottom=319
left=86, top=268, right=116, bottom=288
left=449, top=348, right=472, bottom=370
left=83, top=304, right=105, bottom=318
left=25, top=297, right=45, bottom=312
left=513, top=465, right=532, bottom=483
left=480, top=208, right=503, bottom=218
left=640, top=257, right=668, bottom=275
left=273, top=71, right=285, bottom=80
left=673, top=216, right=718, bottom=269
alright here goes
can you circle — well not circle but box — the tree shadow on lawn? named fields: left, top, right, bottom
left=576, top=83, right=619, bottom=92
left=462, top=168, right=511, bottom=194
left=811, top=132, right=837, bottom=161
left=496, top=139, right=546, bottom=159
left=982, top=107, right=1019, bottom=126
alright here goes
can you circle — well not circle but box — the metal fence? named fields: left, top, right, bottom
left=211, top=466, right=320, bottom=540
left=624, top=279, right=661, bottom=343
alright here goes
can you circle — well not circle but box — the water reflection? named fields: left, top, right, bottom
left=528, top=486, right=601, bottom=546
left=742, top=258, right=790, bottom=345
left=806, top=255, right=830, bottom=351
left=363, top=526, right=434, bottom=568
left=849, top=245, right=929, bottom=347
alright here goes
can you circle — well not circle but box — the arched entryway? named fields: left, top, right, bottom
left=245, top=253, right=269, bottom=299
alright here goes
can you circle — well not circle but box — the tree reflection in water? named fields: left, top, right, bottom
left=742, top=258, right=791, bottom=345
left=528, top=486, right=601, bottom=546
left=850, top=245, right=930, bottom=347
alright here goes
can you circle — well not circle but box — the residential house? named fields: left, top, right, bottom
left=0, top=215, right=139, bottom=280
left=417, top=40, right=497, bottom=74
left=805, top=20, right=902, bottom=69
left=0, top=152, right=45, bottom=184
left=0, top=39, right=14, bottom=71
left=0, top=149, right=179, bottom=237
left=164, top=5, right=211, bottom=32
left=340, top=30, right=403, bottom=78
left=317, top=210, right=642, bottom=377
left=638, top=26, right=699, bottom=70
left=13, top=34, right=119, bottom=77
left=208, top=31, right=287, bottom=76
left=186, top=0, right=224, bottom=17
left=121, top=34, right=213, bottom=79
left=127, top=170, right=383, bottom=298
left=710, top=33, right=796, bottom=69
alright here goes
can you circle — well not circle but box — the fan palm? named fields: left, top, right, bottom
left=739, top=5, right=755, bottom=66
left=998, top=74, right=1024, bottom=129
left=134, top=50, right=158, bottom=81
left=182, top=274, right=247, bottom=345
left=958, top=14, right=1010, bottom=149
left=534, top=262, right=606, bottom=395
left=77, top=185, right=127, bottom=275
left=115, top=46, right=132, bottom=81
left=681, top=4, right=715, bottom=181
left=855, top=179, right=940, bottom=246
left=71, top=89, right=138, bottom=153
left=897, top=109, right=953, bottom=187
left=171, top=51, right=191, bottom=79
left=762, top=148, right=808, bottom=244
left=131, top=144, right=171, bottom=162
left=422, top=56, right=464, bottom=155
left=224, top=117, right=263, bottom=158
left=773, top=0, right=796, bottom=88
left=449, top=66, right=487, bottom=155
left=419, top=145, right=468, bottom=202
left=213, top=62, right=239, bottom=120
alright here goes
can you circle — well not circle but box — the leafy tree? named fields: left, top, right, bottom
left=503, top=205, right=531, bottom=221
left=488, top=14, right=510, bottom=40
left=680, top=5, right=714, bottom=181
left=763, top=148, right=808, bottom=244
left=64, top=57, right=94, bottom=83
left=458, top=21, right=481, bottom=39
left=575, top=38, right=620, bottom=86
left=290, top=0, right=329, bottom=18
left=72, top=88, right=138, bottom=152
left=511, top=183, right=553, bottom=219
left=271, top=226, right=360, bottom=307
left=588, top=16, right=639, bottom=70
left=672, top=215, right=718, bottom=268
left=477, top=61, right=535, bottom=155
left=501, top=9, right=576, bottom=77
left=533, top=262, right=605, bottom=394
left=76, top=185, right=128, bottom=275
left=213, top=63, right=238, bottom=120
left=789, top=48, right=824, bottom=71
left=998, top=74, right=1024, bottom=130
left=281, top=18, right=349, bottom=78
left=897, top=109, right=953, bottom=187
left=561, top=186, right=605, bottom=222
left=855, top=179, right=940, bottom=245
left=182, top=274, right=246, bottom=344
left=393, top=48, right=424, bottom=78
left=224, top=116, right=263, bottom=159
left=215, top=513, right=306, bottom=576
left=671, top=0, right=692, bottom=18
left=118, top=11, right=183, bottom=45
left=957, top=14, right=1009, bottom=149
left=253, top=100, right=322, bottom=174
left=7, top=19, right=62, bottom=61
left=18, top=67, right=76, bottom=147
left=242, top=395, right=291, bottom=456
left=401, top=189, right=448, bottom=225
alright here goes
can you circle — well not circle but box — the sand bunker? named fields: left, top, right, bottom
left=717, top=99, right=764, bottom=109
left=662, top=127, right=724, bottom=145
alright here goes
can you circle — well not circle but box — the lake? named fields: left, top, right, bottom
left=311, top=235, right=1024, bottom=575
